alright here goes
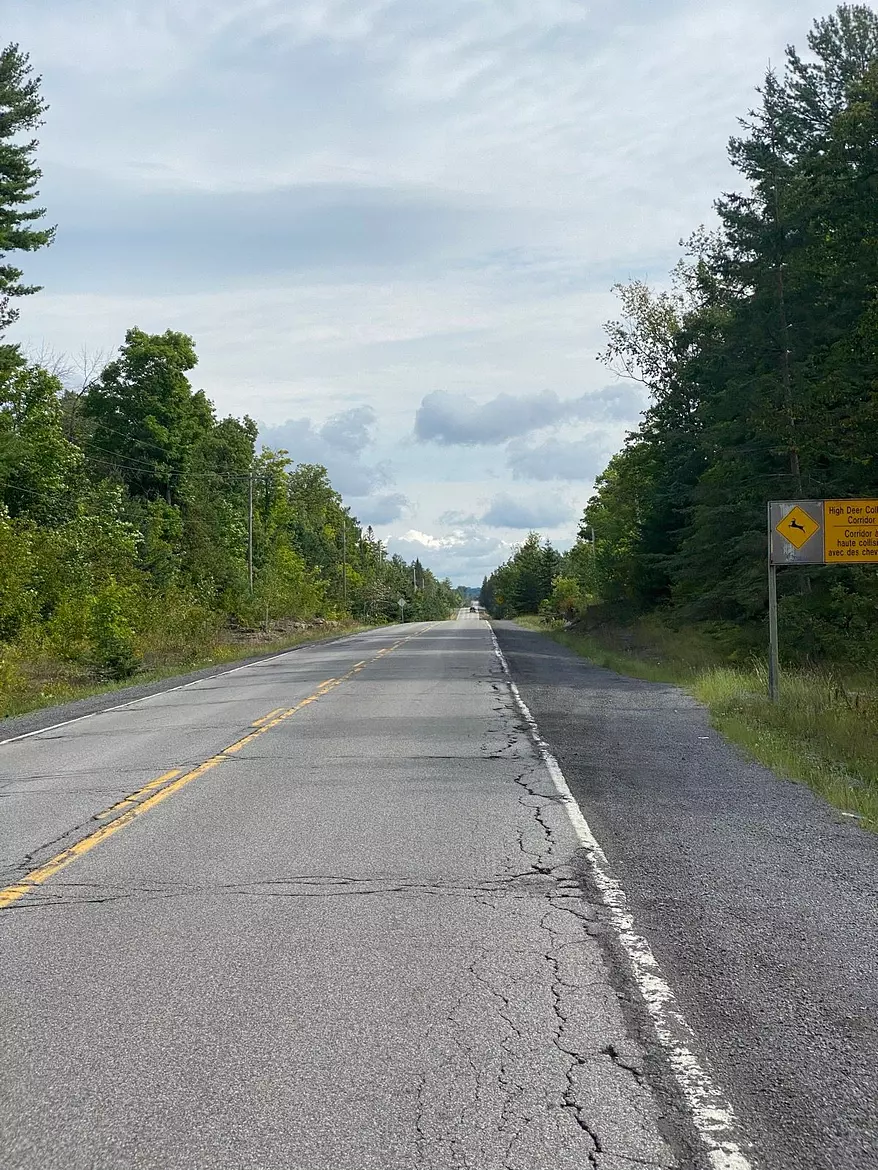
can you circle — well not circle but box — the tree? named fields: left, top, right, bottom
left=480, top=533, right=561, bottom=618
left=83, top=328, right=207, bottom=503
left=482, top=6, right=878, bottom=663
left=0, top=360, right=81, bottom=524
left=0, top=44, right=54, bottom=338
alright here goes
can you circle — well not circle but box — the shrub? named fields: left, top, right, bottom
left=88, top=583, right=141, bottom=679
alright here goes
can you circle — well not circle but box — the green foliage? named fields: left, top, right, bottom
left=83, top=328, right=205, bottom=503
left=0, top=331, right=455, bottom=705
left=547, top=577, right=582, bottom=622
left=0, top=47, right=462, bottom=715
left=0, top=507, right=37, bottom=639
left=87, top=582, right=140, bottom=679
left=481, top=533, right=568, bottom=618
left=0, top=43, right=54, bottom=335
left=558, top=5, right=878, bottom=665
left=481, top=8, right=878, bottom=677
left=0, top=358, right=81, bottom=522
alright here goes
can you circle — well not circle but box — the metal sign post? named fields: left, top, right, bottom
left=398, top=597, right=407, bottom=623
left=767, top=507, right=779, bottom=703
left=767, top=498, right=878, bottom=700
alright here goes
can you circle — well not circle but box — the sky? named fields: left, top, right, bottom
left=7, top=0, right=817, bottom=584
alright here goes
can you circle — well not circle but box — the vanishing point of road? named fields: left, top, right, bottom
left=1, top=612, right=876, bottom=1169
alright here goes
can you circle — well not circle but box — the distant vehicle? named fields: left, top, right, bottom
left=469, top=604, right=477, bottom=613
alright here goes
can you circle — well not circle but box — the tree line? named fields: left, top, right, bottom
left=483, top=6, right=878, bottom=667
left=0, top=44, right=459, bottom=686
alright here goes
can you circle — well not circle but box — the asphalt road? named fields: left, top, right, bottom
left=493, top=621, right=878, bottom=1170
left=2, top=614, right=685, bottom=1170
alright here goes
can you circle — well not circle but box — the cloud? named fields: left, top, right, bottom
left=438, top=509, right=478, bottom=525
left=315, top=405, right=377, bottom=454
left=414, top=386, right=643, bottom=446
left=349, top=492, right=410, bottom=524
left=415, top=389, right=559, bottom=445
left=479, top=493, right=575, bottom=529
left=258, top=406, right=392, bottom=496
left=507, top=435, right=609, bottom=481
left=392, top=526, right=511, bottom=568
left=7, top=0, right=812, bottom=586
left=29, top=173, right=514, bottom=295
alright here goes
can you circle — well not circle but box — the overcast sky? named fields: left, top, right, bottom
left=8, top=0, right=815, bottom=584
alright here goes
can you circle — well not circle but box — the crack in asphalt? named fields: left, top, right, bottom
left=3, top=638, right=678, bottom=1170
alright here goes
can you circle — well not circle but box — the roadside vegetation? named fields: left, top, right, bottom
left=483, top=7, right=878, bottom=830
left=0, top=44, right=459, bottom=719
left=0, top=620, right=372, bottom=722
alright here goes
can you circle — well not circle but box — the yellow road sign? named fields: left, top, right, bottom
left=823, top=499, right=878, bottom=563
left=776, top=505, right=820, bottom=550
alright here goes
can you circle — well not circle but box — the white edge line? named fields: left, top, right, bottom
left=490, top=629, right=755, bottom=1170
left=0, top=627, right=395, bottom=749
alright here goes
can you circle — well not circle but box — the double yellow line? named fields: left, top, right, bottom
left=0, top=627, right=424, bottom=910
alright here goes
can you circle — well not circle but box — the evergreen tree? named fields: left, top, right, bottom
left=0, top=44, right=54, bottom=339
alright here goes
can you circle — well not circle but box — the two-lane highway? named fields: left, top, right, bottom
left=2, top=616, right=695, bottom=1170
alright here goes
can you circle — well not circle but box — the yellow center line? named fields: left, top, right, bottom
left=0, top=625, right=430, bottom=911
left=250, top=708, right=284, bottom=728
left=94, top=768, right=184, bottom=819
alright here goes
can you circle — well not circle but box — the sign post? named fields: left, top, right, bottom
left=398, top=597, right=407, bottom=623
left=768, top=498, right=878, bottom=700
left=767, top=507, right=779, bottom=703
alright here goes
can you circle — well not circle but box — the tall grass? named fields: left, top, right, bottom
left=0, top=621, right=370, bottom=721
left=514, top=615, right=878, bottom=830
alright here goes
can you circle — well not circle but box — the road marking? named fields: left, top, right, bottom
left=0, top=626, right=407, bottom=749
left=95, top=768, right=184, bottom=819
left=0, top=626, right=429, bottom=911
left=251, top=708, right=284, bottom=727
left=490, top=629, right=754, bottom=1170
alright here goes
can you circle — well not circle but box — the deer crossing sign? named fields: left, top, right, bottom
left=769, top=499, right=878, bottom=565
left=766, top=498, right=878, bottom=702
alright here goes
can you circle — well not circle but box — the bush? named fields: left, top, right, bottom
left=550, top=576, right=583, bottom=622
left=0, top=645, right=28, bottom=714
left=45, top=593, right=92, bottom=663
left=88, top=583, right=141, bottom=679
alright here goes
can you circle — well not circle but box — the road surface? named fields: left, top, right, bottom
left=492, top=620, right=878, bottom=1170
left=1, top=613, right=875, bottom=1168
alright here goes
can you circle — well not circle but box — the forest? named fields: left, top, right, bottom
left=0, top=43, right=459, bottom=713
left=483, top=5, right=878, bottom=671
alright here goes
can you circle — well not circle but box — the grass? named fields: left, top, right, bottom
left=513, top=614, right=878, bottom=831
left=0, top=622, right=372, bottom=722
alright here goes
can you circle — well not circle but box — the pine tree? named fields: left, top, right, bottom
left=0, top=44, right=54, bottom=338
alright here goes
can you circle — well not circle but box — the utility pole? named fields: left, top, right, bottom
left=342, top=521, right=347, bottom=610
left=248, top=470, right=254, bottom=593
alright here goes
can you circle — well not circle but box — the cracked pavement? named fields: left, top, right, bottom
left=493, top=620, right=878, bottom=1170
left=1, top=615, right=687, bottom=1170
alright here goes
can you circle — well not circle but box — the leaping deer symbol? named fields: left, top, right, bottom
left=789, top=518, right=807, bottom=533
